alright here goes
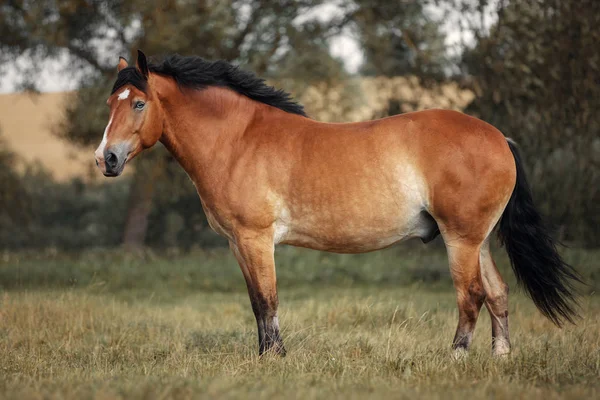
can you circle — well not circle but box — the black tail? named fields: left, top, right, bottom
left=498, top=139, right=582, bottom=326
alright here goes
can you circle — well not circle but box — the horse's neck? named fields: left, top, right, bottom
left=157, top=86, right=257, bottom=197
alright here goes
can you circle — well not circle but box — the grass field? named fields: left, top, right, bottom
left=0, top=244, right=598, bottom=399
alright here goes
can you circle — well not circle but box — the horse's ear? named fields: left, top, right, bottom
left=117, top=57, right=128, bottom=72
left=136, top=50, right=149, bottom=80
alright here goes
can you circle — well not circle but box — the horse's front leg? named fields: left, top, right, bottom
left=229, top=232, right=285, bottom=356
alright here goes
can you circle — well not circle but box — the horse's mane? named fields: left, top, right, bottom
left=111, top=55, right=307, bottom=117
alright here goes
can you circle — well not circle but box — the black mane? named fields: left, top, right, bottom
left=111, top=55, right=307, bottom=117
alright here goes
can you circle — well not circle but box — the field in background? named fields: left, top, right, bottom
left=0, top=91, right=93, bottom=181
left=0, top=244, right=598, bottom=399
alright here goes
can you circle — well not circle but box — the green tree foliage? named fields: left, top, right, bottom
left=353, top=0, right=448, bottom=80
left=0, top=0, right=136, bottom=87
left=462, top=0, right=600, bottom=246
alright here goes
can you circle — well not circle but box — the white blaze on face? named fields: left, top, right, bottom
left=95, top=87, right=127, bottom=160
left=117, top=88, right=130, bottom=100
left=94, top=115, right=113, bottom=160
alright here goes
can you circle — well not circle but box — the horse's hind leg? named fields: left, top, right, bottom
left=480, top=238, right=511, bottom=356
left=229, top=232, right=285, bottom=356
left=445, top=239, right=486, bottom=353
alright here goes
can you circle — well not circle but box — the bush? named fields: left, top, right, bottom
left=0, top=135, right=220, bottom=250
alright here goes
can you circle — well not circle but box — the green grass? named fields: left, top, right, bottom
left=0, top=244, right=599, bottom=399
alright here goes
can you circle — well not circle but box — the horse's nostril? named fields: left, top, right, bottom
left=105, top=151, right=118, bottom=169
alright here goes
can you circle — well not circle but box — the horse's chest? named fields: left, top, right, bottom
left=200, top=201, right=233, bottom=240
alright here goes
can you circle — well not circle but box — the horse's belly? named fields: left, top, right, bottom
left=276, top=160, right=434, bottom=253
left=282, top=231, right=410, bottom=253
left=279, top=206, right=435, bottom=253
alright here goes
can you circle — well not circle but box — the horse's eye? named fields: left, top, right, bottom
left=134, top=101, right=145, bottom=110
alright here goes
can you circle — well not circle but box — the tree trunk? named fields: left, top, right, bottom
left=122, top=157, right=164, bottom=249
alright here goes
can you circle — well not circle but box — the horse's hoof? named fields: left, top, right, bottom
left=492, top=339, right=511, bottom=357
left=451, top=348, right=469, bottom=361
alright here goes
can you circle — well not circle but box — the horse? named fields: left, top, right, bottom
left=94, top=50, right=580, bottom=357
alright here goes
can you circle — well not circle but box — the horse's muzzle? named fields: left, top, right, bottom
left=103, top=146, right=127, bottom=177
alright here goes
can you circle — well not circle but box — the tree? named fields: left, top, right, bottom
left=352, top=0, right=449, bottom=80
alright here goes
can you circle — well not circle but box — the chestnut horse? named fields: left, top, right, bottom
left=95, top=51, right=580, bottom=356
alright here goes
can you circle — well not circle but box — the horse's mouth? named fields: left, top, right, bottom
left=103, top=158, right=127, bottom=177
left=103, top=169, right=122, bottom=177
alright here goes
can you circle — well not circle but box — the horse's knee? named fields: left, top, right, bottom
left=486, top=283, right=509, bottom=309
left=468, top=280, right=486, bottom=303
left=457, top=280, right=486, bottom=321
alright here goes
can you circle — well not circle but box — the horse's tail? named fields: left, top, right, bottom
left=498, top=139, right=582, bottom=326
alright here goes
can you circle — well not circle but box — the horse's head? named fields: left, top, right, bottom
left=95, top=50, right=162, bottom=177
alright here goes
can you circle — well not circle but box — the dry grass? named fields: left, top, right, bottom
left=0, top=246, right=598, bottom=399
